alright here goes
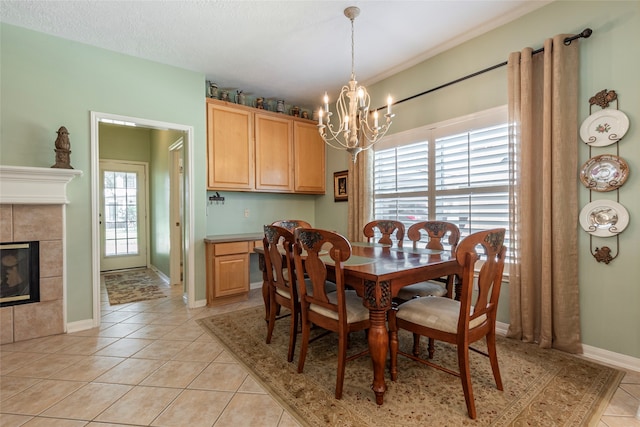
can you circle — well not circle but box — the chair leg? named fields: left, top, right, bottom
left=428, top=338, right=435, bottom=359
left=389, top=329, right=399, bottom=381
left=266, top=295, right=278, bottom=344
left=412, top=333, right=421, bottom=356
left=297, top=314, right=310, bottom=374
left=457, top=344, right=476, bottom=419
left=486, top=331, right=503, bottom=390
left=335, top=330, right=347, bottom=399
left=287, top=306, right=298, bottom=363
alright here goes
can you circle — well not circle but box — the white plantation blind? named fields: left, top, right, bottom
left=373, top=106, right=510, bottom=250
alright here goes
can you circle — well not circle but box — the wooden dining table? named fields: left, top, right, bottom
left=255, top=240, right=460, bottom=405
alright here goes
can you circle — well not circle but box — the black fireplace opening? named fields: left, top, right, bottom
left=0, top=241, right=40, bottom=307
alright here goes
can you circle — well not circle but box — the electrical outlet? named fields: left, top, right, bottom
left=244, top=208, right=250, bottom=218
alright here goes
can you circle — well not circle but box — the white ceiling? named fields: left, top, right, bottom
left=0, top=0, right=550, bottom=107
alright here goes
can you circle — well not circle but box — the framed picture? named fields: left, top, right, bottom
left=334, top=170, right=348, bottom=202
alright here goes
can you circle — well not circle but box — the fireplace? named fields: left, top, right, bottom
left=0, top=241, right=40, bottom=307
left=0, top=165, right=81, bottom=343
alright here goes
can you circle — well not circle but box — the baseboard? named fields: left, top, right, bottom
left=580, top=343, right=640, bottom=372
left=495, top=321, right=640, bottom=373
left=66, top=318, right=96, bottom=334
left=193, top=299, right=207, bottom=308
left=149, top=264, right=169, bottom=282
left=250, top=281, right=263, bottom=290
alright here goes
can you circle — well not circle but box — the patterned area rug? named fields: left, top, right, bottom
left=103, top=268, right=171, bottom=305
left=198, top=306, right=624, bottom=426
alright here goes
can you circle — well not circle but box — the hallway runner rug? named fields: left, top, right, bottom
left=103, top=268, right=171, bottom=305
left=198, top=306, right=624, bottom=426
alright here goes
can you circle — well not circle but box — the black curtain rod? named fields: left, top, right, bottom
left=378, top=28, right=593, bottom=110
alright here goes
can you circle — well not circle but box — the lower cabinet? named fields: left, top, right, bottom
left=206, top=241, right=250, bottom=306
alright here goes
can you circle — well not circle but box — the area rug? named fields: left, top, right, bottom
left=198, top=306, right=624, bottom=426
left=103, top=268, right=171, bottom=305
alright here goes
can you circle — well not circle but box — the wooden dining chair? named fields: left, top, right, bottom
left=362, top=220, right=405, bottom=247
left=388, top=228, right=506, bottom=419
left=293, top=228, right=370, bottom=399
left=395, top=221, right=460, bottom=302
left=271, top=219, right=311, bottom=232
left=262, top=225, right=300, bottom=362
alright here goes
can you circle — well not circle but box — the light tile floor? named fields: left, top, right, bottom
left=1, top=276, right=638, bottom=426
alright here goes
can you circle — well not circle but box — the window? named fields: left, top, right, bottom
left=373, top=106, right=510, bottom=251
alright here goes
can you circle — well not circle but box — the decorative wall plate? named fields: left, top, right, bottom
left=579, top=154, right=629, bottom=192
left=579, top=200, right=629, bottom=237
left=579, top=109, right=629, bottom=146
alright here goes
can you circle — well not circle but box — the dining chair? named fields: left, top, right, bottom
left=271, top=219, right=312, bottom=232
left=395, top=221, right=460, bottom=302
left=262, top=225, right=300, bottom=362
left=388, top=228, right=506, bottom=419
left=362, top=220, right=405, bottom=247
left=293, top=228, right=370, bottom=399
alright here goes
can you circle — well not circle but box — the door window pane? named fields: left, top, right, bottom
left=103, top=170, right=139, bottom=256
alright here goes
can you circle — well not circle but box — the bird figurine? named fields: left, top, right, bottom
left=51, top=126, right=73, bottom=169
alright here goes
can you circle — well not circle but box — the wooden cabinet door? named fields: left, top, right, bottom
left=213, top=252, right=250, bottom=298
left=254, top=113, right=293, bottom=192
left=293, top=120, right=326, bottom=194
left=207, top=101, right=254, bottom=190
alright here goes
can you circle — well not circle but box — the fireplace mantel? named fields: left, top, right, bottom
left=0, top=165, right=82, bottom=204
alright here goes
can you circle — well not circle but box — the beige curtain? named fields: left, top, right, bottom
left=347, top=149, right=373, bottom=242
left=506, top=35, right=582, bottom=354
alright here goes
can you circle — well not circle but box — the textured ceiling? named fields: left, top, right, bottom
left=0, top=0, right=550, bottom=107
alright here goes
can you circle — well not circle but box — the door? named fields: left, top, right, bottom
left=169, top=140, right=184, bottom=288
left=100, top=160, right=148, bottom=271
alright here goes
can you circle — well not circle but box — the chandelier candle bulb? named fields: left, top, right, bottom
left=324, top=93, right=329, bottom=112
left=387, top=95, right=392, bottom=115
left=374, top=110, right=379, bottom=129
left=318, top=109, right=323, bottom=125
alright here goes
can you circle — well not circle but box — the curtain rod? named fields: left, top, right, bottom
left=378, top=28, right=593, bottom=110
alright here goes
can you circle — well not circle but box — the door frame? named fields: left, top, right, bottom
left=90, top=111, right=196, bottom=326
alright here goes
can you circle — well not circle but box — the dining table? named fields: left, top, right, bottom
left=254, top=240, right=460, bottom=405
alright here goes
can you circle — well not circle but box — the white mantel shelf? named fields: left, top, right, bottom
left=0, top=165, right=82, bottom=204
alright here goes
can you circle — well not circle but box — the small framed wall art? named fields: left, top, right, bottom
left=334, top=170, right=348, bottom=202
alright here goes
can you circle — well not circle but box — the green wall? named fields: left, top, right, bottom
left=359, top=0, right=639, bottom=358
left=0, top=23, right=207, bottom=320
left=99, top=123, right=152, bottom=162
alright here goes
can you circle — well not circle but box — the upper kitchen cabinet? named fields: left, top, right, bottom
left=254, top=112, right=294, bottom=192
left=293, top=121, right=326, bottom=194
left=206, top=101, right=253, bottom=190
left=206, top=99, right=325, bottom=194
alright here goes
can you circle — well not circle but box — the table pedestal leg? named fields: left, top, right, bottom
left=363, top=279, right=391, bottom=405
left=368, top=309, right=388, bottom=405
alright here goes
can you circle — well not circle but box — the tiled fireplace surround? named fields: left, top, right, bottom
left=0, top=204, right=64, bottom=343
left=0, top=166, right=81, bottom=344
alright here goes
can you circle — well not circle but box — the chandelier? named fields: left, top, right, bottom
left=317, top=6, right=394, bottom=163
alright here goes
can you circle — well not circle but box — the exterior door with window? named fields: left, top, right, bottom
left=100, top=160, right=148, bottom=271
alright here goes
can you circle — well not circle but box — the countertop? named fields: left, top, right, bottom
left=204, top=233, right=264, bottom=244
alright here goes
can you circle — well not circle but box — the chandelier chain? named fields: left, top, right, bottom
left=350, top=15, right=356, bottom=80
